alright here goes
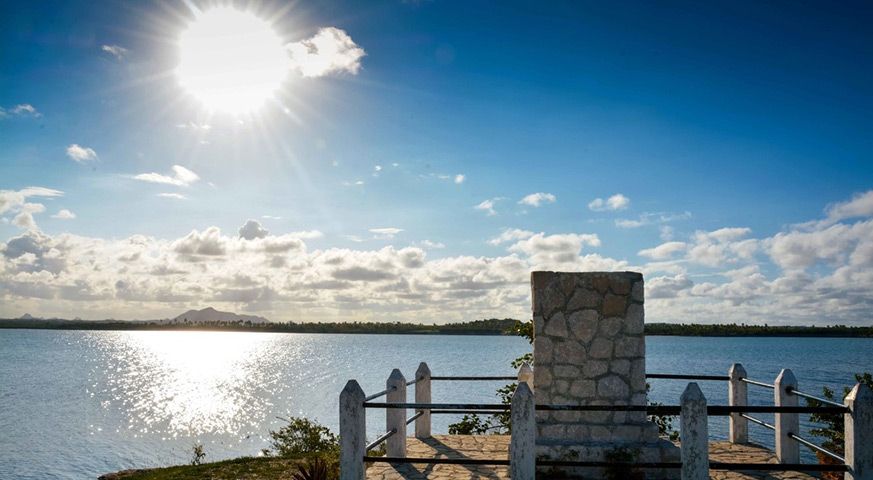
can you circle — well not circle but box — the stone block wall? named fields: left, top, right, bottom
left=531, top=271, right=679, bottom=479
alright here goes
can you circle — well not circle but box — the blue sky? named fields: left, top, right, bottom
left=1, top=0, right=872, bottom=324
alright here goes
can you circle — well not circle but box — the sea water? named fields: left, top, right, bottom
left=1, top=330, right=870, bottom=479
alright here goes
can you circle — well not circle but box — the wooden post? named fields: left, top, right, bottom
left=518, top=362, right=534, bottom=392
left=510, top=382, right=536, bottom=480
left=415, top=362, right=431, bottom=439
left=729, top=363, right=748, bottom=444
left=845, top=382, right=873, bottom=480
left=774, top=369, right=799, bottom=464
left=386, top=369, right=407, bottom=457
left=681, top=382, right=709, bottom=480
left=339, top=380, right=366, bottom=480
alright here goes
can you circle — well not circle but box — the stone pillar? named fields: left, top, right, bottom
left=531, top=271, right=679, bottom=479
left=680, top=383, right=709, bottom=480
left=339, top=380, right=366, bottom=480
left=511, top=382, right=536, bottom=480
left=386, top=369, right=407, bottom=457
left=415, top=362, right=431, bottom=439
left=845, top=383, right=873, bottom=480
left=774, top=369, right=799, bottom=464
left=518, top=362, right=534, bottom=392
left=729, top=363, right=748, bottom=444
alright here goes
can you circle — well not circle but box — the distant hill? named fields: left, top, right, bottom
left=173, top=307, right=270, bottom=324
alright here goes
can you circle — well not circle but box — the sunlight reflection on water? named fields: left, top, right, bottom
left=87, top=331, right=287, bottom=438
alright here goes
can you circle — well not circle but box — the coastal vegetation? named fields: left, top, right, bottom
left=2, top=316, right=872, bottom=336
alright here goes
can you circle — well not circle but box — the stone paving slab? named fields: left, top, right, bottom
left=366, top=436, right=822, bottom=480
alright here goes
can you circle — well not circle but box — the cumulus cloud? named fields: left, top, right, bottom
left=455, top=174, right=466, bottom=184
left=66, top=144, right=98, bottom=164
left=822, top=190, right=873, bottom=225
left=286, top=27, right=366, bottom=77
left=239, top=220, right=268, bottom=240
left=0, top=187, right=64, bottom=231
left=638, top=241, right=687, bottom=260
left=588, top=193, right=629, bottom=212
left=519, top=192, right=556, bottom=207
left=101, top=44, right=130, bottom=60
left=488, top=228, right=535, bottom=246
left=51, top=209, right=76, bottom=220
left=474, top=197, right=504, bottom=216
left=134, top=165, right=200, bottom=186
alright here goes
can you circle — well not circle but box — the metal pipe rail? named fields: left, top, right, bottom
left=364, top=402, right=848, bottom=415
left=710, top=462, right=849, bottom=472
left=646, top=373, right=730, bottom=381
left=405, top=411, right=423, bottom=425
left=365, top=429, right=397, bottom=452
left=786, top=386, right=846, bottom=408
left=430, top=409, right=506, bottom=415
left=788, top=433, right=845, bottom=463
left=741, top=378, right=775, bottom=389
left=740, top=413, right=775, bottom=431
left=430, top=376, right=516, bottom=381
left=364, top=385, right=397, bottom=402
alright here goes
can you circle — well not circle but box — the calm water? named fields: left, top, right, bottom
left=1, top=330, right=870, bottom=479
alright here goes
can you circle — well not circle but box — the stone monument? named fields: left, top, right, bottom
left=531, top=271, right=680, bottom=479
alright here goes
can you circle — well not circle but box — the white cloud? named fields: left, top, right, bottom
left=615, top=211, right=692, bottom=228
left=51, top=209, right=76, bottom=220
left=101, top=44, right=130, bottom=60
left=417, top=240, right=445, bottom=249
left=488, top=228, right=535, bottom=246
left=823, top=190, right=873, bottom=225
left=370, top=228, right=403, bottom=239
left=134, top=165, right=200, bottom=187
left=239, top=220, right=269, bottom=240
left=638, top=241, right=687, bottom=260
left=374, top=165, right=382, bottom=172
left=475, top=197, right=504, bottom=216
left=588, top=193, right=629, bottom=212
left=1, top=104, right=41, bottom=119
left=286, top=27, right=366, bottom=77
left=66, top=144, right=98, bottom=164
left=0, top=187, right=64, bottom=231
left=519, top=192, right=556, bottom=207
left=454, top=174, right=466, bottom=184
left=262, top=215, right=282, bottom=220
left=289, top=230, right=324, bottom=239
left=13, top=203, right=46, bottom=230
left=157, top=193, right=188, bottom=200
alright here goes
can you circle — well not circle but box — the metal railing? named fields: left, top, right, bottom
left=340, top=362, right=870, bottom=480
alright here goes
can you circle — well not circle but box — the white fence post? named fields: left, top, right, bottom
left=680, top=382, right=709, bottom=480
left=729, top=363, right=748, bottom=444
left=340, top=380, right=366, bottom=480
left=386, top=369, right=407, bottom=457
left=845, top=382, right=873, bottom=480
left=415, top=362, right=431, bottom=439
left=510, top=382, right=536, bottom=480
left=774, top=368, right=799, bottom=464
left=518, top=362, right=534, bottom=392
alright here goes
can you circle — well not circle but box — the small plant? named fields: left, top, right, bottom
left=262, top=416, right=339, bottom=457
left=646, top=383, right=679, bottom=442
left=807, top=372, right=873, bottom=480
left=292, top=456, right=331, bottom=480
left=190, top=443, right=206, bottom=466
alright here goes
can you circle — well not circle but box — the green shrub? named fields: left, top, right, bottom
left=262, top=416, right=339, bottom=457
left=807, top=372, right=873, bottom=455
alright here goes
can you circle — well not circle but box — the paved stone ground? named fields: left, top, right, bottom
left=366, top=436, right=822, bottom=480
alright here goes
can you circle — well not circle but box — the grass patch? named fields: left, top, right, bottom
left=100, top=456, right=308, bottom=480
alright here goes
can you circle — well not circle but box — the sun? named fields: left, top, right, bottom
left=177, top=7, right=289, bottom=114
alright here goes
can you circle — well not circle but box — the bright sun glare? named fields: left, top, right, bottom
left=177, top=7, right=288, bottom=114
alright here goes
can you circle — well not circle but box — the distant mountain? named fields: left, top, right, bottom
left=173, top=307, right=271, bottom=324
left=19, top=313, right=38, bottom=320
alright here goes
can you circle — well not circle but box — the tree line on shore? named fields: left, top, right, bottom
left=1, top=317, right=872, bottom=336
